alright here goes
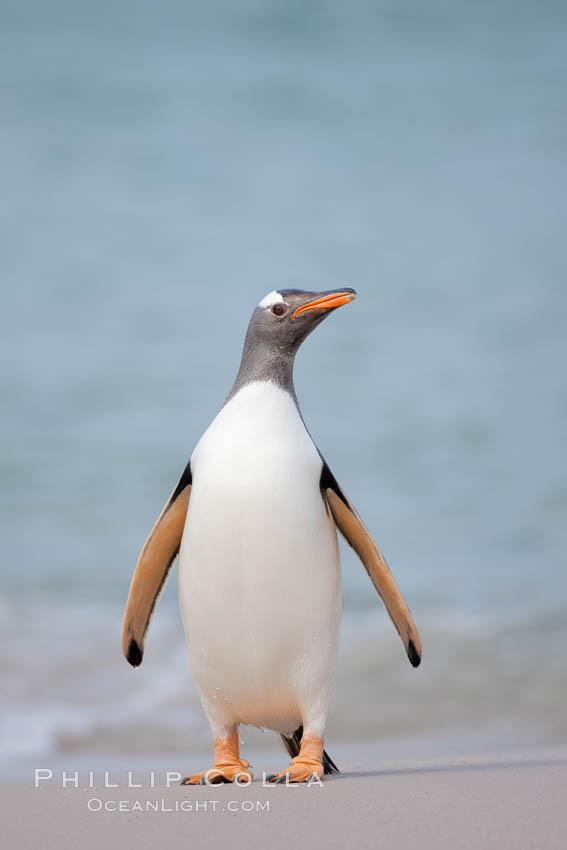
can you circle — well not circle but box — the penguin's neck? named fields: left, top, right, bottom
left=225, top=339, right=298, bottom=407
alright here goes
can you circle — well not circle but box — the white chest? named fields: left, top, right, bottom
left=181, top=380, right=332, bottom=582
left=177, top=381, right=342, bottom=733
left=190, top=380, right=321, bottom=495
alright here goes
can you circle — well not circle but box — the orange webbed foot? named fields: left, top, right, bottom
left=181, top=760, right=252, bottom=785
left=266, top=732, right=324, bottom=784
left=180, top=729, right=253, bottom=785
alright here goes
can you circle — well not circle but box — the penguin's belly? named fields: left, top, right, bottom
left=178, top=382, right=342, bottom=735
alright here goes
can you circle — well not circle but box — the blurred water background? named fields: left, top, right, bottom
left=1, top=0, right=566, bottom=776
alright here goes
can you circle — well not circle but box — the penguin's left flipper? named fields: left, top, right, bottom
left=122, top=461, right=192, bottom=667
left=321, top=462, right=422, bottom=668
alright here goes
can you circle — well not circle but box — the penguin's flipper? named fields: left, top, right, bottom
left=122, top=461, right=192, bottom=667
left=321, top=463, right=422, bottom=668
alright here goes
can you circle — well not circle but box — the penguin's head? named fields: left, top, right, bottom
left=246, top=288, right=357, bottom=356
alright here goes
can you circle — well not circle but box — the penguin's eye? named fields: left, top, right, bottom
left=271, top=303, right=287, bottom=317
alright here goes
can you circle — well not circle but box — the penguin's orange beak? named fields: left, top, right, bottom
left=293, top=289, right=357, bottom=318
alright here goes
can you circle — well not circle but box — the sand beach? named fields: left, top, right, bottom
left=7, top=742, right=567, bottom=850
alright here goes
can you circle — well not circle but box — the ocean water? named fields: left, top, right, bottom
left=1, top=0, right=566, bottom=775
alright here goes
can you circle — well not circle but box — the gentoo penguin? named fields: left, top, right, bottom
left=122, top=288, right=421, bottom=784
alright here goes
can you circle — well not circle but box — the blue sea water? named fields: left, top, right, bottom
left=1, top=0, right=566, bottom=773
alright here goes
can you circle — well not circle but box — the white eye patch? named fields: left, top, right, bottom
left=258, top=290, right=283, bottom=309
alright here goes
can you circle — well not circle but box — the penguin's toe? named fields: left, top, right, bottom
left=181, top=764, right=253, bottom=785
left=201, top=773, right=230, bottom=785
left=180, top=773, right=204, bottom=785
left=267, top=761, right=323, bottom=784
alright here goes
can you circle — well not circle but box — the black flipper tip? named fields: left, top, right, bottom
left=407, top=639, right=421, bottom=668
left=127, top=638, right=143, bottom=667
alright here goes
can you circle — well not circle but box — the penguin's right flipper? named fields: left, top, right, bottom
left=121, top=461, right=192, bottom=667
left=321, top=462, right=422, bottom=668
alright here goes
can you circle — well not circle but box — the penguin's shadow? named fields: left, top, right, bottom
left=337, top=756, right=567, bottom=780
